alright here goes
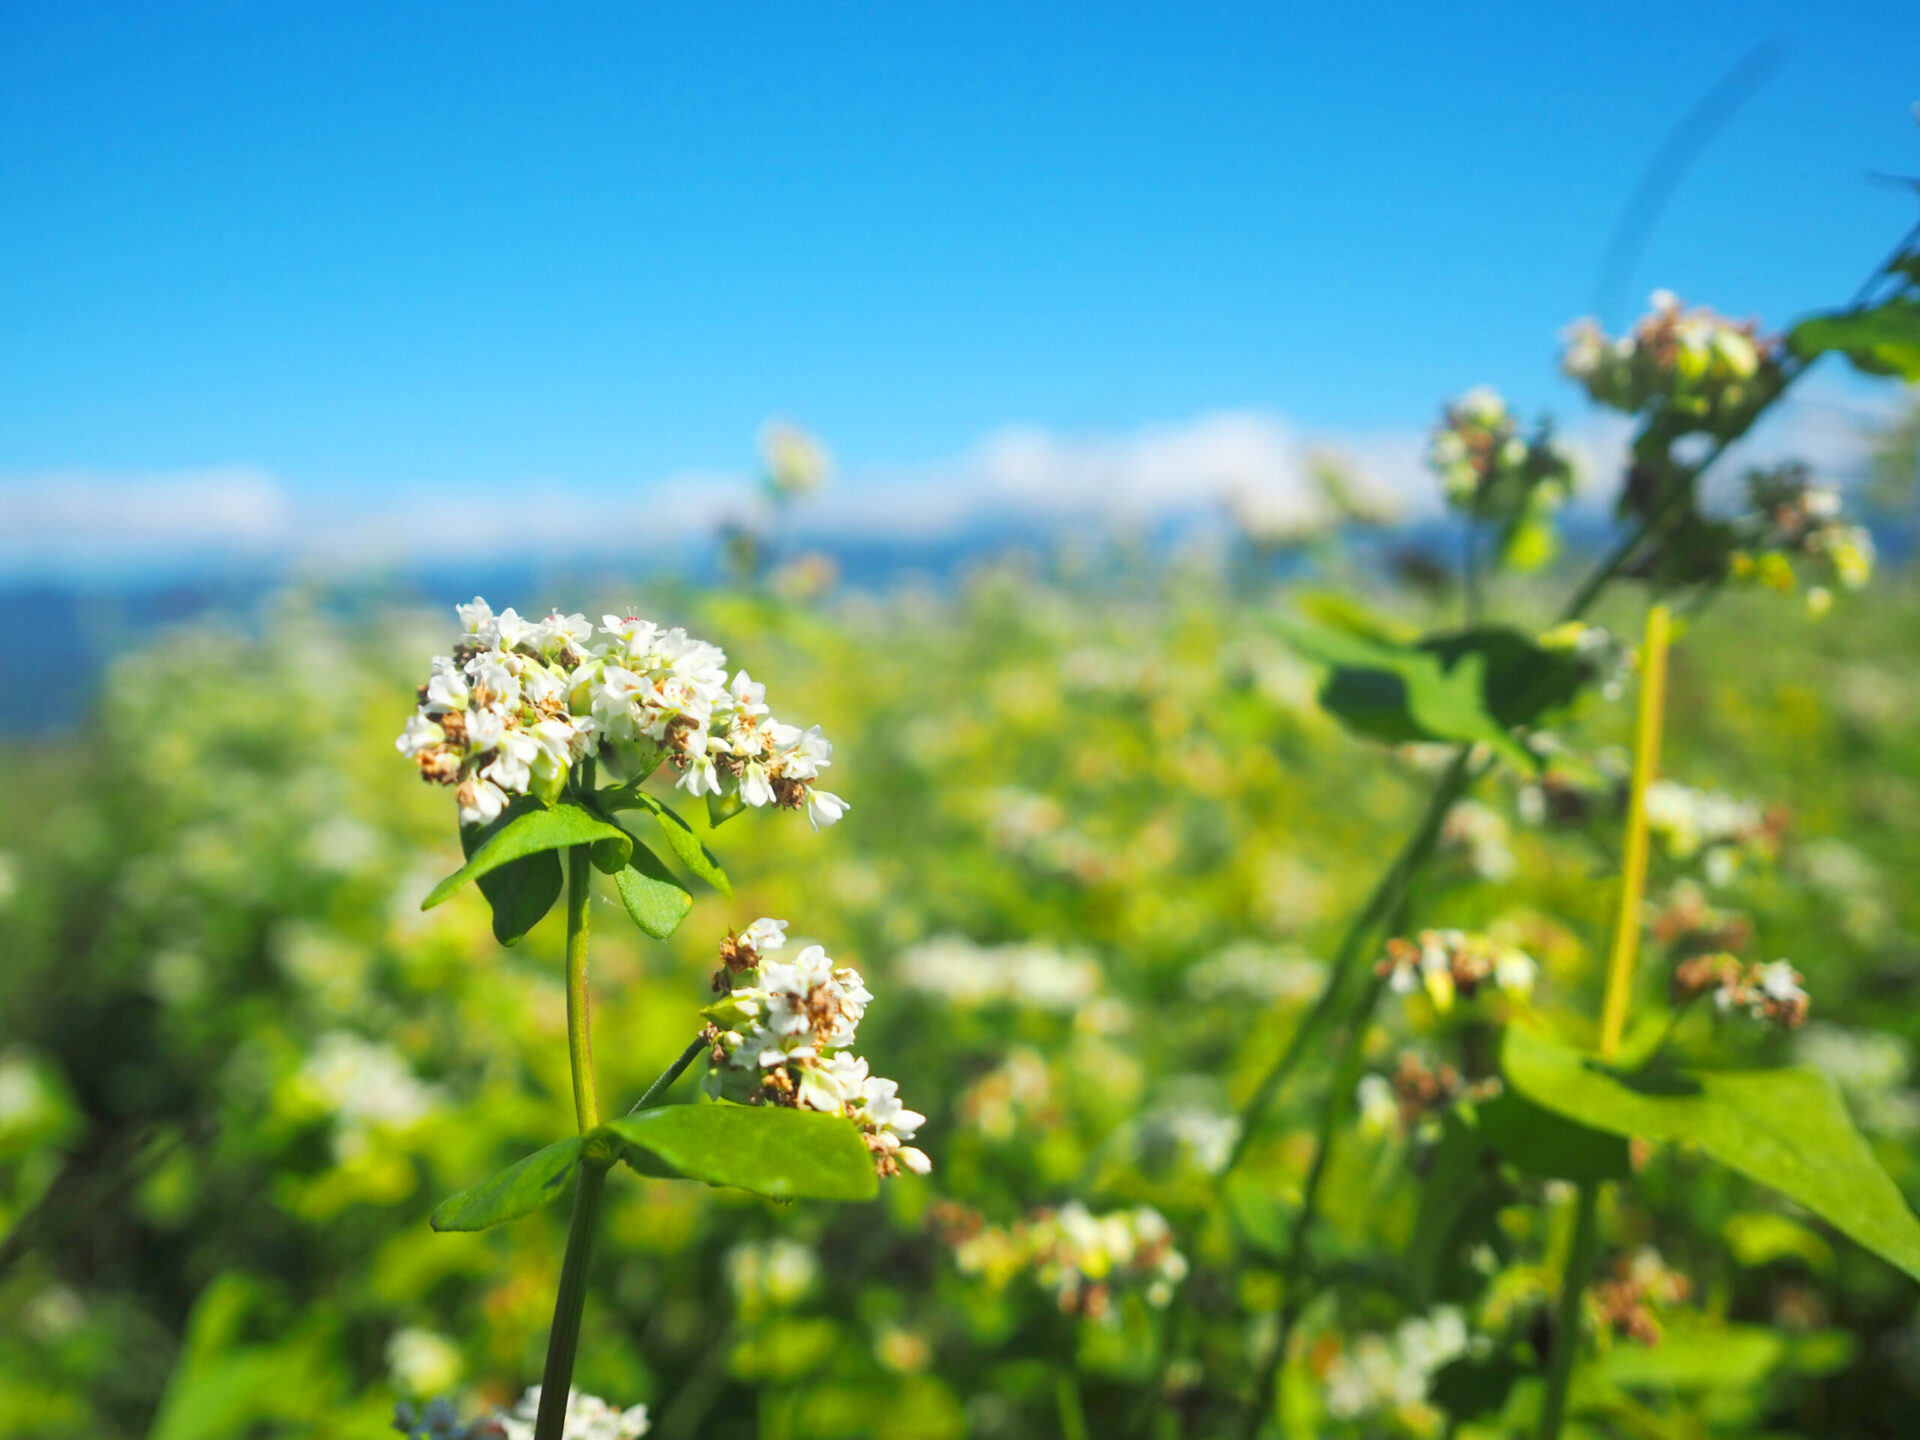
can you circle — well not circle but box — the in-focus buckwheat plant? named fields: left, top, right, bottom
left=391, top=602, right=919, bottom=1440
left=1203, top=219, right=1920, bottom=1439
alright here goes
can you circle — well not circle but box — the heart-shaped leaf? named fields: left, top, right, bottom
left=1474, top=1090, right=1631, bottom=1184
left=1278, top=620, right=1591, bottom=771
left=429, top=1134, right=589, bottom=1232
left=1789, top=300, right=1920, bottom=381
left=1503, top=1026, right=1920, bottom=1281
left=458, top=805, right=564, bottom=945
left=604, top=1103, right=879, bottom=1201
left=612, top=838, right=693, bottom=938
left=601, top=790, right=731, bottom=896
left=424, top=801, right=632, bottom=910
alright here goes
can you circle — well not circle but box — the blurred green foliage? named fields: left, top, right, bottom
left=3, top=554, right=1919, bottom=1437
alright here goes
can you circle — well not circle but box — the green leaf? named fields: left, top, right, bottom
left=1429, top=1355, right=1525, bottom=1423
left=1591, top=1321, right=1783, bottom=1391
left=604, top=1103, right=880, bottom=1201
left=1475, top=1090, right=1631, bottom=1183
left=429, top=1134, right=589, bottom=1232
left=1789, top=300, right=1920, bottom=381
left=1503, top=1026, right=1920, bottom=1281
left=729, top=1317, right=842, bottom=1381
left=424, top=801, right=632, bottom=911
left=1418, top=629, right=1592, bottom=733
left=459, top=802, right=562, bottom=945
left=1723, top=1211, right=1834, bottom=1273
left=707, top=789, right=748, bottom=829
left=612, top=838, right=693, bottom=938
left=604, top=790, right=732, bottom=896
left=1278, top=620, right=1590, bottom=771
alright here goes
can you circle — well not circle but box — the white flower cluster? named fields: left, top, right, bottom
left=1322, top=1307, right=1471, bottom=1423
left=396, top=601, right=600, bottom=826
left=957, top=1047, right=1053, bottom=1142
left=397, top=598, right=846, bottom=830
left=1136, top=1103, right=1242, bottom=1176
left=726, top=1237, right=821, bottom=1318
left=493, top=1388, right=649, bottom=1440
left=702, top=919, right=929, bottom=1177
left=1425, top=386, right=1575, bottom=522
left=893, top=935, right=1101, bottom=1012
left=1591, top=1248, right=1693, bottom=1347
left=1732, top=464, right=1876, bottom=614
left=1561, top=291, right=1781, bottom=433
left=1440, top=800, right=1517, bottom=881
left=1376, top=930, right=1536, bottom=1014
left=943, top=1202, right=1188, bottom=1320
left=1643, top=780, right=1778, bottom=885
left=1356, top=1052, right=1502, bottom=1142
left=298, top=1030, right=441, bottom=1162
left=1184, top=942, right=1327, bottom=1005
left=1673, top=953, right=1810, bottom=1029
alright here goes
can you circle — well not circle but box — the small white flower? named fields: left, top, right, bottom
left=807, top=789, right=849, bottom=830
left=741, top=917, right=788, bottom=953
left=424, top=656, right=470, bottom=712
left=395, top=714, right=444, bottom=758
left=456, top=596, right=495, bottom=638
left=456, top=775, right=508, bottom=827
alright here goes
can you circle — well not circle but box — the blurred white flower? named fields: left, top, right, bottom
left=495, top=1387, right=649, bottom=1440
left=894, top=935, right=1100, bottom=1012
left=1323, top=1307, right=1470, bottom=1421
left=386, top=1327, right=462, bottom=1398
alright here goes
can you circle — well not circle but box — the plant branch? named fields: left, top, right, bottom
left=1223, top=748, right=1477, bottom=1178
left=629, top=1036, right=708, bottom=1114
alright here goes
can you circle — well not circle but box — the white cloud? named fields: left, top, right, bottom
left=802, top=411, right=1437, bottom=539
left=0, top=384, right=1898, bottom=580
left=0, top=466, right=292, bottom=572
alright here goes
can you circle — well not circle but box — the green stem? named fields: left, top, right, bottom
left=1224, top=749, right=1477, bottom=1177
left=565, top=844, right=600, bottom=1133
left=1056, top=1369, right=1090, bottom=1440
left=1243, top=973, right=1383, bottom=1439
left=629, top=1036, right=707, bottom=1114
left=1536, top=1181, right=1600, bottom=1440
left=1224, top=481, right=1681, bottom=1182
left=533, top=1158, right=610, bottom=1440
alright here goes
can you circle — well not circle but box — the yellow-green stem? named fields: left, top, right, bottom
left=1540, top=602, right=1673, bottom=1440
left=565, top=844, right=600, bottom=1133
left=1599, top=603, right=1671, bottom=1061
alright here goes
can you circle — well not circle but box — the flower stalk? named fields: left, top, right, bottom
left=1538, top=601, right=1674, bottom=1440
left=1599, top=603, right=1671, bottom=1061
left=565, top=842, right=601, bottom=1135
left=538, top=816, right=608, bottom=1440
left=533, top=1157, right=610, bottom=1440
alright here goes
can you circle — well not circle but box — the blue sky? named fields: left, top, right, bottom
left=2, top=3, right=1917, bottom=572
